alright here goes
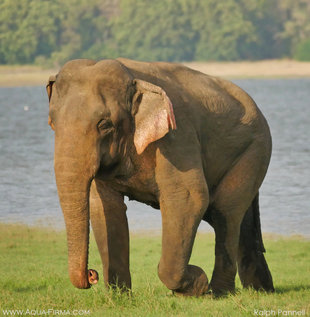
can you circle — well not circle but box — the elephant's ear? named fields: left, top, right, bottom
left=46, top=75, right=56, bottom=102
left=131, top=79, right=177, bottom=155
left=46, top=75, right=56, bottom=130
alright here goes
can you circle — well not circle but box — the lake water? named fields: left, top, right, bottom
left=0, top=79, right=309, bottom=236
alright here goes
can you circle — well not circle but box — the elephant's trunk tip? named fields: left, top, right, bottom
left=88, top=269, right=99, bottom=285
left=69, top=268, right=99, bottom=289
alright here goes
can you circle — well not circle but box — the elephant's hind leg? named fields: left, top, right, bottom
left=207, top=206, right=242, bottom=295
left=208, top=142, right=272, bottom=295
left=238, top=195, right=274, bottom=292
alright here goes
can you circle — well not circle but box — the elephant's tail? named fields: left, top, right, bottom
left=252, top=193, right=266, bottom=253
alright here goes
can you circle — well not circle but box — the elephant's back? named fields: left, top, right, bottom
left=117, top=58, right=268, bottom=131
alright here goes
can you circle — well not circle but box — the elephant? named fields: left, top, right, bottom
left=46, top=58, right=274, bottom=296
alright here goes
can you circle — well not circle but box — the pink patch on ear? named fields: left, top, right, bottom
left=134, top=92, right=176, bottom=155
left=132, top=80, right=177, bottom=155
left=166, top=94, right=177, bottom=130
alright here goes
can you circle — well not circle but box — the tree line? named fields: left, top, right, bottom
left=0, top=0, right=310, bottom=66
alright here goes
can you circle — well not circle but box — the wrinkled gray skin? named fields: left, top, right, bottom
left=47, top=58, right=274, bottom=296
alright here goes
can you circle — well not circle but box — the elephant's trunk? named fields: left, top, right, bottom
left=54, top=134, right=98, bottom=289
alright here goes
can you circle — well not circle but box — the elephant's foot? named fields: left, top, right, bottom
left=103, top=266, right=131, bottom=291
left=238, top=252, right=274, bottom=292
left=209, top=248, right=237, bottom=296
left=174, top=265, right=209, bottom=296
left=159, top=264, right=209, bottom=297
left=209, top=270, right=236, bottom=296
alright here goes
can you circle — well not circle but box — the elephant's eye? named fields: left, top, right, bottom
left=97, top=119, right=114, bottom=134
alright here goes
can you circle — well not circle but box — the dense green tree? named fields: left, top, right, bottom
left=276, top=0, right=310, bottom=59
left=49, top=0, right=118, bottom=65
left=192, top=0, right=257, bottom=61
left=235, top=0, right=293, bottom=59
left=0, top=0, right=62, bottom=64
left=0, top=0, right=309, bottom=64
left=111, top=0, right=198, bottom=61
left=294, top=39, right=310, bottom=61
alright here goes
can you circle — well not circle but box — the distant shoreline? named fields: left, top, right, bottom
left=1, top=59, right=310, bottom=87
left=0, top=222, right=309, bottom=239
left=184, top=59, right=310, bottom=79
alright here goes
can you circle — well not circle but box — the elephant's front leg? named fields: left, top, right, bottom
left=90, top=179, right=131, bottom=289
left=156, top=158, right=209, bottom=296
left=158, top=186, right=209, bottom=296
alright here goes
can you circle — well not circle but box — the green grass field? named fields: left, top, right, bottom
left=0, top=223, right=309, bottom=316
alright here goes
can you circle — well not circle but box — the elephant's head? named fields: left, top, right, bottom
left=46, top=59, right=176, bottom=289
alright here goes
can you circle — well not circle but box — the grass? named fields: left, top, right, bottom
left=0, top=223, right=309, bottom=316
